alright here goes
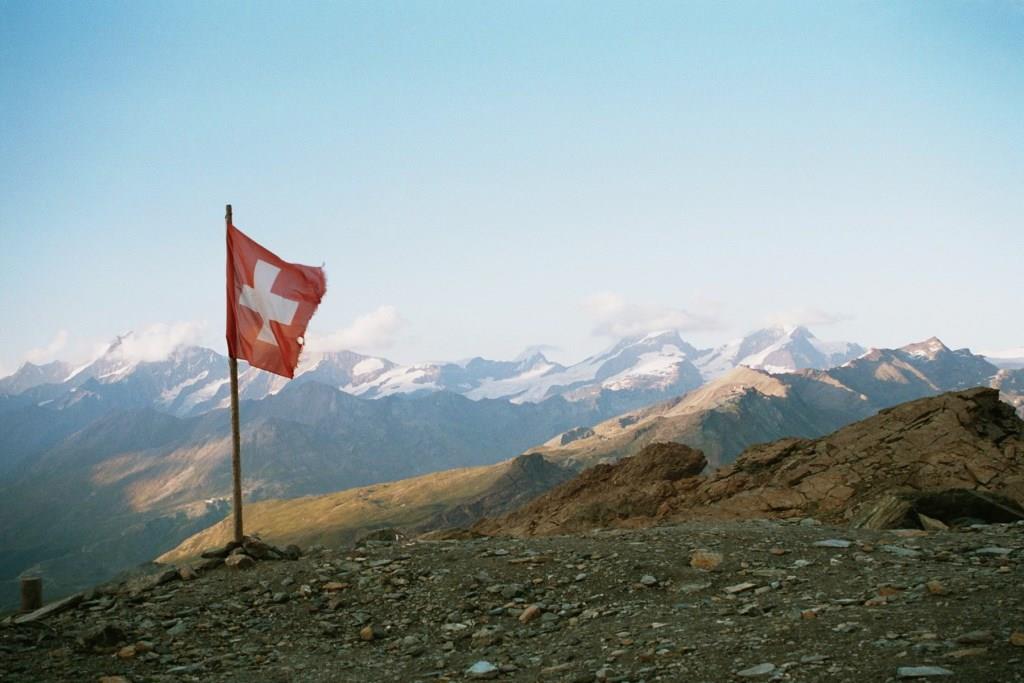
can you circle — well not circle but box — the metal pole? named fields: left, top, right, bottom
left=227, top=204, right=244, bottom=544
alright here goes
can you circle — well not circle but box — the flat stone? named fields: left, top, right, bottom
left=973, top=546, right=1012, bottom=556
left=896, top=666, right=954, bottom=678
left=736, top=662, right=776, bottom=677
left=724, top=582, right=757, bottom=594
left=814, top=539, right=852, bottom=548
left=467, top=660, right=499, bottom=679
left=640, top=574, right=658, bottom=587
left=13, top=593, right=83, bottom=624
left=955, top=630, right=993, bottom=644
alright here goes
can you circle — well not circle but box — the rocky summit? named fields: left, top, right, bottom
left=1, top=520, right=1023, bottom=682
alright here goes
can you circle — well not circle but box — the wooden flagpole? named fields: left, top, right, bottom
left=226, top=204, right=244, bottom=544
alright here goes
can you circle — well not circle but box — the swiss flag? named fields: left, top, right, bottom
left=226, top=223, right=327, bottom=378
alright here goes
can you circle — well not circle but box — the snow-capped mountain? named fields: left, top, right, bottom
left=694, top=325, right=864, bottom=378
left=52, top=338, right=230, bottom=416
left=344, top=330, right=704, bottom=406
left=0, top=360, right=70, bottom=396
left=0, top=326, right=867, bottom=416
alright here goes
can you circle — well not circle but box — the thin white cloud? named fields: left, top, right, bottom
left=24, top=329, right=69, bottom=365
left=306, top=306, right=405, bottom=353
left=764, top=307, right=852, bottom=329
left=584, top=292, right=721, bottom=338
left=107, top=321, right=206, bottom=363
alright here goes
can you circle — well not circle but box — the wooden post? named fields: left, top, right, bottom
left=227, top=204, right=244, bottom=544
left=20, top=576, right=42, bottom=612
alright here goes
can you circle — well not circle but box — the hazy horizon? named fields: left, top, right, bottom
left=3, top=1, right=1022, bottom=375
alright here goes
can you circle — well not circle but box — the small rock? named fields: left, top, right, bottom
left=177, top=565, right=198, bottom=581
left=896, top=666, right=954, bottom=678
left=154, top=568, right=179, bottom=586
left=1010, top=631, right=1024, bottom=647
left=640, top=574, right=658, bottom=587
left=955, top=630, right=993, bottom=644
left=78, top=623, right=128, bottom=650
left=166, top=620, right=188, bottom=638
left=225, top=554, right=255, bottom=570
left=519, top=604, right=542, bottom=624
left=925, top=580, right=946, bottom=595
left=359, top=625, right=377, bottom=641
left=467, top=660, right=499, bottom=679
left=724, top=582, right=757, bottom=594
left=116, top=644, right=137, bottom=659
left=736, top=662, right=776, bottom=678
left=323, top=581, right=349, bottom=592
left=945, top=648, right=987, bottom=658
left=690, top=550, right=723, bottom=570
left=814, top=539, right=852, bottom=548
left=917, top=513, right=948, bottom=531
left=99, top=677, right=131, bottom=683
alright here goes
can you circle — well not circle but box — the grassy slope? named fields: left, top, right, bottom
left=158, top=459, right=514, bottom=562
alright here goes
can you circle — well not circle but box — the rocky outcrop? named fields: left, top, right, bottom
left=680, top=387, right=1023, bottom=524
left=480, top=388, right=1024, bottom=536
left=473, top=442, right=707, bottom=536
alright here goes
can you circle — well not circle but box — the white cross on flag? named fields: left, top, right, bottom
left=226, top=223, right=327, bottom=378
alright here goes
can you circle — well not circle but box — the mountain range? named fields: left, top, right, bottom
left=1, top=325, right=863, bottom=416
left=1, top=326, right=1020, bottom=608
left=157, top=335, right=1023, bottom=564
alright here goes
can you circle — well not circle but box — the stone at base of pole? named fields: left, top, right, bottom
left=20, top=576, right=42, bottom=612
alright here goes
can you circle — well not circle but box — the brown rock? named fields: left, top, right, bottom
left=225, top=554, right=255, bottom=570
left=116, top=644, right=137, bottom=659
left=519, top=604, right=542, bottom=624
left=690, top=550, right=723, bottom=570
left=359, top=625, right=377, bottom=641
left=917, top=513, right=948, bottom=531
left=926, top=580, right=947, bottom=595
left=178, top=565, right=198, bottom=581
left=1010, top=632, right=1024, bottom=647
left=99, top=677, right=131, bottom=683
left=323, top=581, right=350, bottom=592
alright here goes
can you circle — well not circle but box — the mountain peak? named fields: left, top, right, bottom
left=901, top=337, right=950, bottom=360
left=514, top=346, right=552, bottom=364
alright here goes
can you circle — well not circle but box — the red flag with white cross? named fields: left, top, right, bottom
left=226, top=221, right=327, bottom=378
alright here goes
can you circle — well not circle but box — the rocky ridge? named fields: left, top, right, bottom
left=477, top=388, right=1024, bottom=538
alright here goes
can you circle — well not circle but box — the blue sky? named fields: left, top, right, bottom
left=2, top=1, right=1022, bottom=374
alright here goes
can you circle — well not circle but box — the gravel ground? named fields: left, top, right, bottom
left=2, top=519, right=1022, bottom=683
